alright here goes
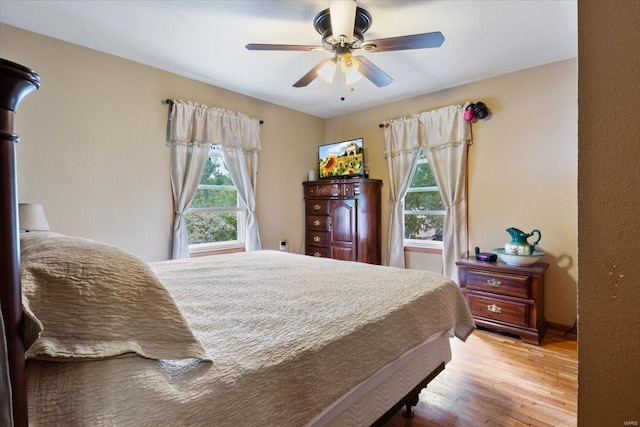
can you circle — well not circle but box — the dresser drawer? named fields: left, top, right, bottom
left=305, top=183, right=340, bottom=198
left=306, top=215, right=329, bottom=231
left=465, top=270, right=530, bottom=298
left=342, top=182, right=360, bottom=197
left=305, top=200, right=329, bottom=215
left=467, top=294, right=529, bottom=327
left=306, top=246, right=329, bottom=258
left=306, top=231, right=329, bottom=247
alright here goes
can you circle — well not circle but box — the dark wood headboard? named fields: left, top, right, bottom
left=0, top=58, right=41, bottom=427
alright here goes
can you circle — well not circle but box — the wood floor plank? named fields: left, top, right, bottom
left=383, top=329, right=577, bottom=427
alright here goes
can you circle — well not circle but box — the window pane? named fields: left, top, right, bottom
left=404, top=214, right=444, bottom=241
left=185, top=211, right=238, bottom=244
left=411, top=162, right=437, bottom=187
left=405, top=191, right=446, bottom=211
left=201, top=156, right=234, bottom=186
left=191, top=188, right=237, bottom=208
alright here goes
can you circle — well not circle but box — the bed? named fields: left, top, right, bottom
left=0, top=59, right=475, bottom=426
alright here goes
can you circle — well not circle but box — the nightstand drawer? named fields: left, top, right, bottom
left=465, top=270, right=530, bottom=298
left=306, top=231, right=329, bottom=247
left=467, top=294, right=528, bottom=327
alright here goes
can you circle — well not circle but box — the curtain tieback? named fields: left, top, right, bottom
left=447, top=198, right=465, bottom=209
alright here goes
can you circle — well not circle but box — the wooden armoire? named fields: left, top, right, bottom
left=303, top=178, right=382, bottom=264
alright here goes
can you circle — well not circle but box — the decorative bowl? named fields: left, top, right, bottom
left=493, top=248, right=545, bottom=266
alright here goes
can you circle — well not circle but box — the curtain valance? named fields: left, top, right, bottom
left=383, top=105, right=472, bottom=152
left=417, top=105, right=472, bottom=149
left=169, top=101, right=261, bottom=152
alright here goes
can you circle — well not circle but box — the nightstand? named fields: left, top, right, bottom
left=456, top=257, right=548, bottom=345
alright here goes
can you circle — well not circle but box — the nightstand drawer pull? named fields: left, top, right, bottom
left=313, top=252, right=322, bottom=257
left=313, top=204, right=321, bottom=211
left=313, top=235, right=321, bottom=242
left=487, top=304, right=502, bottom=314
left=313, top=219, right=321, bottom=226
left=487, top=278, right=502, bottom=287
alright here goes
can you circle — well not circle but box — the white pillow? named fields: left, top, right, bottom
left=20, top=233, right=210, bottom=362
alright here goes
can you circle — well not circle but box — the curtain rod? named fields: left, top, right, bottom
left=162, top=99, right=264, bottom=125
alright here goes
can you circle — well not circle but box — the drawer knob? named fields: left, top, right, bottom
left=313, top=252, right=322, bottom=257
left=314, top=219, right=321, bottom=226
left=313, top=204, right=321, bottom=211
left=487, top=304, right=502, bottom=314
left=313, top=236, right=321, bottom=242
left=487, top=278, right=502, bottom=288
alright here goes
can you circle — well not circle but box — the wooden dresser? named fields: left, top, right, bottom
left=303, top=178, right=382, bottom=264
left=456, top=257, right=548, bottom=345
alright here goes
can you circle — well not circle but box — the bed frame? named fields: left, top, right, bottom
left=1, top=58, right=40, bottom=427
left=0, top=58, right=443, bottom=426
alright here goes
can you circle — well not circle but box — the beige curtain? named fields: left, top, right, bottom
left=169, top=101, right=262, bottom=258
left=383, top=118, right=420, bottom=268
left=418, top=106, right=472, bottom=282
left=383, top=105, right=472, bottom=280
left=220, top=115, right=262, bottom=251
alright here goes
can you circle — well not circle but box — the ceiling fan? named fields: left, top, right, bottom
left=245, top=0, right=444, bottom=88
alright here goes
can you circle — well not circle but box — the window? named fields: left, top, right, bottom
left=404, top=149, right=445, bottom=249
left=185, top=146, right=245, bottom=252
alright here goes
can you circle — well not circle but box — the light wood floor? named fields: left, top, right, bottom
left=384, top=328, right=577, bottom=427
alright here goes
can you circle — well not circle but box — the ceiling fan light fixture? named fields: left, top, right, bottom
left=344, top=67, right=363, bottom=85
left=340, top=53, right=362, bottom=85
left=317, top=58, right=337, bottom=82
left=340, top=53, right=359, bottom=72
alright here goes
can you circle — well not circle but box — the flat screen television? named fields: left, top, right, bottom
left=318, top=137, right=364, bottom=179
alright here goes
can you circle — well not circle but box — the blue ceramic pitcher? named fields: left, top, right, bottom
left=504, top=227, right=541, bottom=255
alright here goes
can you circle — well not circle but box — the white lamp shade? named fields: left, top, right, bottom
left=344, top=67, right=363, bottom=85
left=19, top=203, right=50, bottom=231
left=317, top=58, right=337, bottom=83
left=341, top=54, right=362, bottom=85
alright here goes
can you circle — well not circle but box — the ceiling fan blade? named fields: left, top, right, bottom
left=330, top=0, right=356, bottom=44
left=356, top=56, right=393, bottom=87
left=362, top=31, right=445, bottom=52
left=246, top=43, right=324, bottom=52
left=293, top=59, right=332, bottom=87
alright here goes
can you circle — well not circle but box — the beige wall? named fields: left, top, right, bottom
left=1, top=23, right=324, bottom=261
left=578, top=1, right=640, bottom=425
left=325, top=59, right=578, bottom=327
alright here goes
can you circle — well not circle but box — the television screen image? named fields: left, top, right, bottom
left=318, top=138, right=364, bottom=179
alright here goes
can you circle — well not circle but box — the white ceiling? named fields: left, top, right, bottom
left=0, top=0, right=577, bottom=119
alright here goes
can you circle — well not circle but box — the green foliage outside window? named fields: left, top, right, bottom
left=185, top=211, right=237, bottom=244
left=404, top=151, right=445, bottom=241
left=186, top=156, right=241, bottom=245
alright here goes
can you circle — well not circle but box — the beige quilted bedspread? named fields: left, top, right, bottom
left=27, top=251, right=474, bottom=426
